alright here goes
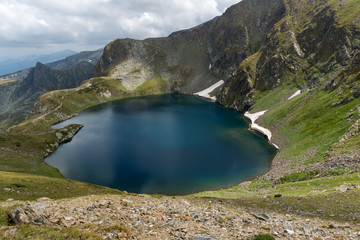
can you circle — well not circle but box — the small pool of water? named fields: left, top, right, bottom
left=46, top=94, right=276, bottom=195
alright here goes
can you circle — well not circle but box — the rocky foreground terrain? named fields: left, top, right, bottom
left=2, top=193, right=360, bottom=239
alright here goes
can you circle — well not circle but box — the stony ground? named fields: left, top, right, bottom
left=2, top=194, right=360, bottom=239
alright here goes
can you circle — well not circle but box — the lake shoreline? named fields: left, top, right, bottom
left=45, top=94, right=276, bottom=195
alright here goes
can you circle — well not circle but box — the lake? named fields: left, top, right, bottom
left=46, top=94, right=276, bottom=195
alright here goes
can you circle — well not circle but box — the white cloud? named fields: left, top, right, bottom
left=0, top=0, right=241, bottom=58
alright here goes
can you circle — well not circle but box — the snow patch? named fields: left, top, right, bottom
left=291, top=31, right=304, bottom=57
left=288, top=90, right=301, bottom=100
left=244, top=110, right=279, bottom=149
left=194, top=80, right=224, bottom=101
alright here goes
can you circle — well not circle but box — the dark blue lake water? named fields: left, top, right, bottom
left=46, top=94, right=276, bottom=195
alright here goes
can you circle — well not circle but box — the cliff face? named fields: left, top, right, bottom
left=97, top=0, right=285, bottom=96
left=219, top=0, right=360, bottom=111
left=97, top=0, right=359, bottom=113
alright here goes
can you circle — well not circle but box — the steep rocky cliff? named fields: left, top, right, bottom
left=97, top=0, right=285, bottom=96
left=220, top=0, right=360, bottom=111
left=97, top=0, right=359, bottom=113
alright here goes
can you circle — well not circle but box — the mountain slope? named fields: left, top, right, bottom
left=0, top=50, right=103, bottom=129
left=97, top=0, right=285, bottom=94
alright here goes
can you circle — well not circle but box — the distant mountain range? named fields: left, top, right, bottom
left=0, top=50, right=77, bottom=75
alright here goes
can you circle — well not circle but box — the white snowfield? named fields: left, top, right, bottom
left=244, top=89, right=304, bottom=150
left=194, top=80, right=224, bottom=101
left=244, top=110, right=279, bottom=149
left=288, top=90, right=301, bottom=100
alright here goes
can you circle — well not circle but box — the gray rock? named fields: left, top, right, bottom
left=165, top=219, right=175, bottom=227
left=4, top=227, right=18, bottom=237
left=9, top=207, right=31, bottom=225
left=252, top=212, right=273, bottom=221
left=8, top=202, right=50, bottom=225
left=191, top=235, right=221, bottom=240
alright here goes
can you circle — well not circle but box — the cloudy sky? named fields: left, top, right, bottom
left=0, top=0, right=240, bottom=59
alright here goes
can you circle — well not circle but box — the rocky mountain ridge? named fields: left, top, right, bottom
left=97, top=0, right=286, bottom=97
left=0, top=50, right=103, bottom=129
left=96, top=0, right=359, bottom=112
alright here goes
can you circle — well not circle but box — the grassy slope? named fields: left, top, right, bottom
left=258, top=86, right=359, bottom=165
left=0, top=171, right=122, bottom=201
left=196, top=79, right=359, bottom=195
left=194, top=173, right=360, bottom=222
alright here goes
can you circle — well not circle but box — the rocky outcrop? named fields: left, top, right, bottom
left=208, top=0, right=285, bottom=78
left=45, top=124, right=83, bottom=156
left=9, top=201, right=51, bottom=225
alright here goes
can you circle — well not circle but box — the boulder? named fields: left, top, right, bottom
left=190, top=235, right=221, bottom=240
left=8, top=202, right=51, bottom=225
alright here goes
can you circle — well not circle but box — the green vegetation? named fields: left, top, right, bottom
left=329, top=0, right=360, bottom=27
left=0, top=79, right=16, bottom=85
left=255, top=85, right=359, bottom=165
left=134, top=74, right=168, bottom=94
left=0, top=225, right=102, bottom=240
left=0, top=131, right=63, bottom=178
left=0, top=171, right=123, bottom=201
left=0, top=2, right=358, bottom=238
left=194, top=172, right=360, bottom=198
left=0, top=223, right=133, bottom=239
left=251, top=84, right=300, bottom=112
left=233, top=189, right=360, bottom=223
left=252, top=234, right=275, bottom=240
left=278, top=170, right=320, bottom=183
left=195, top=173, right=360, bottom=222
